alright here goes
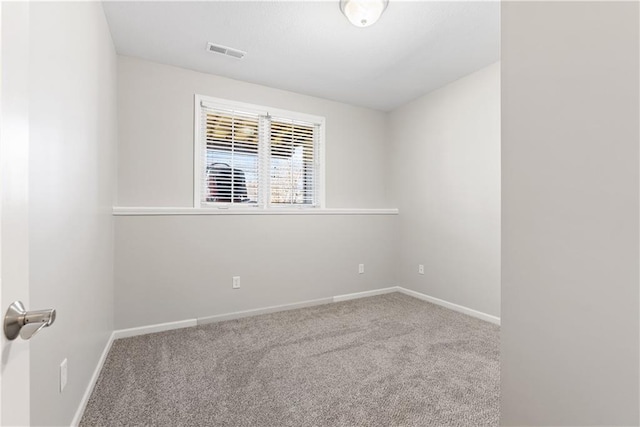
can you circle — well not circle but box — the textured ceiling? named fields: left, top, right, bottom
left=103, top=1, right=500, bottom=111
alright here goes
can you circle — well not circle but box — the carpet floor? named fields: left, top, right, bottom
left=80, top=293, right=500, bottom=426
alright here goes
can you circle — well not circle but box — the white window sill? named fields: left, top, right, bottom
left=112, top=207, right=399, bottom=216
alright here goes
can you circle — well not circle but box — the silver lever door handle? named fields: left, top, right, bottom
left=4, top=301, right=56, bottom=341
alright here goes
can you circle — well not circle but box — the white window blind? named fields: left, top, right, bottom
left=270, top=117, right=319, bottom=206
left=197, top=97, right=323, bottom=209
left=199, top=104, right=264, bottom=205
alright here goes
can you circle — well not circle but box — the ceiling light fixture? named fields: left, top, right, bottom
left=340, top=0, right=388, bottom=28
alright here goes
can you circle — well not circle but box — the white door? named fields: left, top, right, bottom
left=0, top=1, right=31, bottom=426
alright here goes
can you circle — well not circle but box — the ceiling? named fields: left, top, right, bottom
left=102, top=1, right=500, bottom=112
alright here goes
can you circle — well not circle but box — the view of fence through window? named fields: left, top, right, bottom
left=205, top=150, right=259, bottom=202
left=270, top=119, right=315, bottom=205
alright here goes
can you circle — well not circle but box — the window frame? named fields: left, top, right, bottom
left=193, top=94, right=326, bottom=210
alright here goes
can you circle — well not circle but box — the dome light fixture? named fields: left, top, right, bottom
left=340, top=0, right=389, bottom=28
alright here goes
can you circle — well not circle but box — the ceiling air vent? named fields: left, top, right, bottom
left=206, top=42, right=246, bottom=60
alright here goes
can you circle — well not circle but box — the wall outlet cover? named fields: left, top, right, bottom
left=358, top=264, right=364, bottom=274
left=418, top=265, right=425, bottom=275
left=232, top=276, right=241, bottom=289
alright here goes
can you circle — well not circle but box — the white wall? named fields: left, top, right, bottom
left=501, top=2, right=639, bottom=425
left=389, top=63, right=501, bottom=317
left=115, top=57, right=398, bottom=329
left=27, top=3, right=117, bottom=425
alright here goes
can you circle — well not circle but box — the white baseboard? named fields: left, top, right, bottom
left=110, top=286, right=499, bottom=341
left=396, top=286, right=501, bottom=325
left=108, top=289, right=400, bottom=340
left=112, top=319, right=198, bottom=340
left=197, top=296, right=334, bottom=325
left=71, top=331, right=115, bottom=427
left=333, top=286, right=398, bottom=302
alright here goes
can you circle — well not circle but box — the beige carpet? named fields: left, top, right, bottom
left=80, top=292, right=499, bottom=426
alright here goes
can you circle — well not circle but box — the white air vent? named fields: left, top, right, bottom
left=206, top=42, right=246, bottom=59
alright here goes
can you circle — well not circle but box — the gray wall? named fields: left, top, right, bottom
left=501, top=2, right=639, bottom=425
left=117, top=56, right=391, bottom=208
left=389, top=63, right=501, bottom=317
left=28, top=2, right=117, bottom=425
left=115, top=215, right=398, bottom=329
left=115, top=57, right=398, bottom=329
left=1, top=3, right=31, bottom=425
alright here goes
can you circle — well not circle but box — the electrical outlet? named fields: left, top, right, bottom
left=418, top=265, right=425, bottom=275
left=358, top=264, right=364, bottom=274
left=232, top=276, right=241, bottom=289
left=60, top=358, right=68, bottom=393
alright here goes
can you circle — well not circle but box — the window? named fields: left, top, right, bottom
left=195, top=96, right=324, bottom=209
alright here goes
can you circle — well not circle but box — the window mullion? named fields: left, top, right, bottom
left=259, top=114, right=271, bottom=209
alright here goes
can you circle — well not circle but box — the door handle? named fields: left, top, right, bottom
left=4, top=301, right=56, bottom=340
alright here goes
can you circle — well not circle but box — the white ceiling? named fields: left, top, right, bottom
left=102, top=1, right=500, bottom=111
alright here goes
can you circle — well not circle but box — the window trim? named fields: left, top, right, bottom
left=193, top=94, right=326, bottom=209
